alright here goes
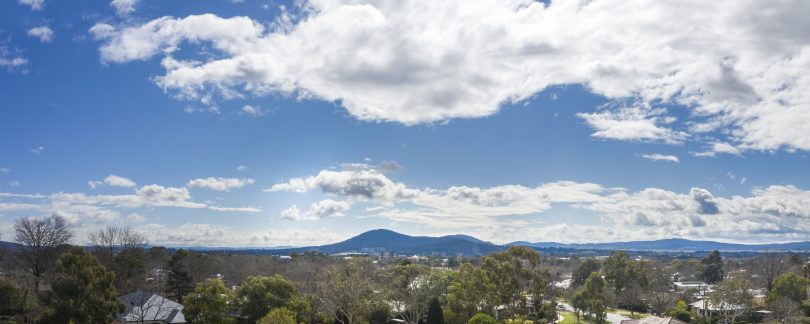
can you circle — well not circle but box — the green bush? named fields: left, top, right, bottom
left=468, top=313, right=497, bottom=324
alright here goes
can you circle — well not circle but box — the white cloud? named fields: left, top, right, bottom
left=281, top=199, right=352, bottom=221
left=30, top=146, right=45, bottom=154
left=186, top=177, right=255, bottom=191
left=27, top=26, right=54, bottom=43
left=639, top=153, right=680, bottom=163
left=110, top=0, right=140, bottom=16
left=207, top=205, right=262, bottom=212
left=280, top=204, right=301, bottom=221
left=127, top=213, right=147, bottom=222
left=92, top=0, right=810, bottom=152
left=693, top=142, right=743, bottom=157
left=0, top=167, right=9, bottom=173
left=267, top=167, right=810, bottom=241
left=241, top=104, right=266, bottom=116
left=578, top=104, right=687, bottom=143
left=236, top=165, right=249, bottom=171
left=18, top=0, right=44, bottom=11
left=8, top=181, right=21, bottom=187
left=104, top=174, right=137, bottom=187
left=266, top=169, right=418, bottom=200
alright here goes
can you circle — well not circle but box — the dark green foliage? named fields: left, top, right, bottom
left=467, top=313, right=497, bottom=324
left=166, top=249, right=194, bottom=303
left=368, top=303, right=391, bottom=324
left=700, top=251, right=724, bottom=284
left=572, top=258, right=600, bottom=287
left=571, top=272, right=609, bottom=323
left=184, top=278, right=234, bottom=324
left=236, top=275, right=296, bottom=322
left=46, top=247, right=124, bottom=323
left=0, top=280, right=20, bottom=315
left=768, top=272, right=809, bottom=303
left=112, top=248, right=146, bottom=293
left=427, top=297, right=444, bottom=324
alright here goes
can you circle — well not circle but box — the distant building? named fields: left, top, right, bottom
left=117, top=291, right=186, bottom=323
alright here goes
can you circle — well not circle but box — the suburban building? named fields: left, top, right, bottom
left=116, top=291, right=186, bottom=324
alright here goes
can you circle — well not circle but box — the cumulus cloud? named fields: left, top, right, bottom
left=18, top=0, right=44, bottom=11
left=639, top=153, right=680, bottom=163
left=281, top=199, right=352, bottom=221
left=578, top=104, right=687, bottom=143
left=105, top=174, right=137, bottom=187
left=691, top=188, right=720, bottom=215
left=27, top=26, right=54, bottom=43
left=186, top=177, right=255, bottom=191
left=280, top=205, right=301, bottom=221
left=110, top=0, right=140, bottom=16
left=91, top=0, right=810, bottom=152
left=102, top=178, right=136, bottom=190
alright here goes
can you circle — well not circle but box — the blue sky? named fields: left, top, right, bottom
left=1, top=0, right=809, bottom=246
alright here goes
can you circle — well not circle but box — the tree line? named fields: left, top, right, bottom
left=1, top=214, right=810, bottom=323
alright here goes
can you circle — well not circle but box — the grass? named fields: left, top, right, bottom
left=559, top=311, right=590, bottom=324
left=609, top=308, right=650, bottom=319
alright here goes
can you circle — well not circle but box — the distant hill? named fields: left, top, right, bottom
left=0, top=241, right=19, bottom=250
left=508, top=238, right=810, bottom=252
left=271, top=229, right=503, bottom=256
left=4, top=232, right=809, bottom=256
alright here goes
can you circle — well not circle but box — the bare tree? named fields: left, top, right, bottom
left=88, top=225, right=147, bottom=258
left=752, top=252, right=787, bottom=291
left=14, top=214, right=73, bottom=291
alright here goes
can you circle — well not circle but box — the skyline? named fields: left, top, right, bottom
left=2, top=0, right=810, bottom=247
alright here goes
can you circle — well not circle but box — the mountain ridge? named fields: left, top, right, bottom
left=2, top=229, right=809, bottom=255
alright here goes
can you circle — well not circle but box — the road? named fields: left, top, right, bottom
left=557, top=302, right=632, bottom=324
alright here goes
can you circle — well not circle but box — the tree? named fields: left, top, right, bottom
left=572, top=272, right=609, bottom=323
left=258, top=307, right=296, bottom=324
left=646, top=267, right=675, bottom=316
left=700, top=250, right=724, bottom=284
left=481, top=246, right=548, bottom=317
left=184, top=278, right=234, bottom=324
left=707, top=278, right=753, bottom=323
left=166, top=249, right=194, bottom=302
left=46, top=247, right=124, bottom=323
left=802, top=262, right=810, bottom=279
left=320, top=259, right=377, bottom=324
left=572, top=258, right=600, bottom=287
left=379, top=264, right=446, bottom=323
left=468, top=313, right=497, bottom=324
left=0, top=279, right=21, bottom=315
left=112, top=248, right=147, bottom=293
left=236, top=275, right=296, bottom=323
left=426, top=297, right=444, bottom=324
left=768, top=272, right=809, bottom=304
left=752, top=252, right=787, bottom=291
left=768, top=296, right=802, bottom=322
left=603, top=251, right=631, bottom=294
left=87, top=225, right=146, bottom=260
left=14, top=215, right=73, bottom=291
left=445, top=263, right=498, bottom=323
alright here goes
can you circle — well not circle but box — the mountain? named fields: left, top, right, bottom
left=272, top=229, right=503, bottom=256
left=4, top=232, right=809, bottom=256
left=508, top=238, right=810, bottom=252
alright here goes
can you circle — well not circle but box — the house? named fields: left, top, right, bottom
left=619, top=316, right=687, bottom=324
left=688, top=300, right=752, bottom=318
left=117, top=291, right=186, bottom=323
